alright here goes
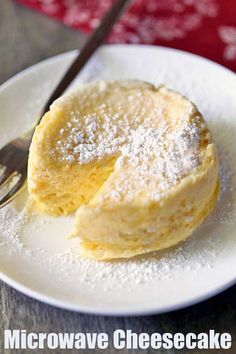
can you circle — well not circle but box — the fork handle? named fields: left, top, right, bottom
left=41, top=0, right=130, bottom=118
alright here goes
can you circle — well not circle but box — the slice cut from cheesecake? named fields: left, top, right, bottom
left=28, top=80, right=220, bottom=260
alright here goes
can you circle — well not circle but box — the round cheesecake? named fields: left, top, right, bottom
left=28, top=80, right=220, bottom=260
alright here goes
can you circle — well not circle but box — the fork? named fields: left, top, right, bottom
left=0, top=0, right=130, bottom=209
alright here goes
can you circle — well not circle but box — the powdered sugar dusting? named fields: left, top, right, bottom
left=107, top=119, right=202, bottom=202
left=55, top=111, right=127, bottom=164
left=51, top=83, right=204, bottom=202
left=0, top=206, right=34, bottom=259
left=0, top=206, right=25, bottom=254
left=47, top=236, right=222, bottom=291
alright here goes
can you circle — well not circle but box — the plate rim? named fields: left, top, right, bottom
left=1, top=44, right=236, bottom=316
left=1, top=265, right=236, bottom=316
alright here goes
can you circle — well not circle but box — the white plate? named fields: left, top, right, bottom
left=0, top=45, right=236, bottom=316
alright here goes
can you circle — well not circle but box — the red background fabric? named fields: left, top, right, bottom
left=17, top=0, right=236, bottom=72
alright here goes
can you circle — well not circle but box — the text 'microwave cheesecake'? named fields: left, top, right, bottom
left=28, top=80, right=220, bottom=260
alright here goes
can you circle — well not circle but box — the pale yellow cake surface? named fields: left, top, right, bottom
left=28, top=80, right=220, bottom=260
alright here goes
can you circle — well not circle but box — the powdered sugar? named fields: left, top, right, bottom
left=47, top=235, right=222, bottom=291
left=52, top=83, right=203, bottom=202
left=108, top=119, right=202, bottom=202
left=0, top=206, right=25, bottom=254
left=55, top=112, right=127, bottom=164
left=0, top=206, right=44, bottom=260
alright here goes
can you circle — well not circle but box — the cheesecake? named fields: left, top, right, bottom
left=28, top=80, right=220, bottom=260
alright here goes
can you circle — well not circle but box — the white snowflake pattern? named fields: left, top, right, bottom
left=36, top=0, right=219, bottom=44
left=218, top=26, right=236, bottom=61
left=63, top=0, right=112, bottom=28
left=39, top=0, right=60, bottom=14
left=111, top=0, right=219, bottom=44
